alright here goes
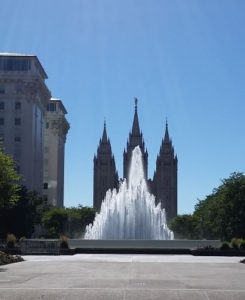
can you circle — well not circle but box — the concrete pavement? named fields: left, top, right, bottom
left=0, top=254, right=245, bottom=299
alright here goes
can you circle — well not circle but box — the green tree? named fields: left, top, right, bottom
left=0, top=186, right=50, bottom=238
left=193, top=172, right=245, bottom=240
left=0, top=151, right=21, bottom=208
left=170, top=172, right=245, bottom=240
left=42, top=208, right=69, bottom=237
left=66, top=205, right=96, bottom=237
left=169, top=214, right=198, bottom=239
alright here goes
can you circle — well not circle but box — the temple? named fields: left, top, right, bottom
left=93, top=100, right=178, bottom=220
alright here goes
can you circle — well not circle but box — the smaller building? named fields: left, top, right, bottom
left=43, top=98, right=70, bottom=207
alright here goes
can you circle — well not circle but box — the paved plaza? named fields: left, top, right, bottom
left=0, top=254, right=245, bottom=299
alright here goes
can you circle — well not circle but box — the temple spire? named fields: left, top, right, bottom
left=164, top=119, right=170, bottom=143
left=132, top=97, right=140, bottom=136
left=102, top=120, right=108, bottom=143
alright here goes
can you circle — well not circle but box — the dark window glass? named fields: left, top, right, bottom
left=47, top=102, right=56, bottom=112
left=0, top=102, right=4, bottom=110
left=0, top=85, right=5, bottom=94
left=0, top=118, right=4, bottom=125
left=46, top=122, right=49, bottom=128
left=16, top=165, right=20, bottom=174
left=15, top=118, right=21, bottom=125
left=14, top=136, right=21, bottom=142
left=0, top=135, right=3, bottom=150
left=15, top=102, right=21, bottom=110
left=0, top=58, right=30, bottom=71
left=43, top=183, right=48, bottom=189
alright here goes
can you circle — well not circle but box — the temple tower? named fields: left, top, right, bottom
left=153, top=121, right=178, bottom=220
left=123, top=98, right=148, bottom=180
left=93, top=122, right=118, bottom=210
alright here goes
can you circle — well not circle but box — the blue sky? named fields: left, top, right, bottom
left=1, top=0, right=245, bottom=214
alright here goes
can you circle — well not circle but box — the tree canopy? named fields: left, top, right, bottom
left=170, top=172, right=245, bottom=240
left=0, top=151, right=21, bottom=208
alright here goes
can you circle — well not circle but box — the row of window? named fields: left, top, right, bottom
left=0, top=118, right=21, bottom=125
left=0, top=58, right=31, bottom=72
left=0, top=101, right=21, bottom=110
left=0, top=136, right=22, bottom=142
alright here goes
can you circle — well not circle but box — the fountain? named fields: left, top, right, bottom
left=85, top=146, right=174, bottom=240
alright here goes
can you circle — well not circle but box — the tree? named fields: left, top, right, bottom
left=169, top=214, right=198, bottom=239
left=41, top=206, right=96, bottom=238
left=66, top=205, right=96, bottom=237
left=0, top=185, right=50, bottom=238
left=0, top=151, right=21, bottom=208
left=170, top=172, right=245, bottom=240
left=42, top=208, right=69, bottom=237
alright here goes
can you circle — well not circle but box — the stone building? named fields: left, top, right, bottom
left=0, top=53, right=69, bottom=206
left=93, top=99, right=178, bottom=220
left=43, top=98, right=70, bottom=207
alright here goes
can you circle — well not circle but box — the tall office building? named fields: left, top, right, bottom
left=0, top=53, right=69, bottom=206
left=43, top=98, right=70, bottom=207
left=0, top=53, right=50, bottom=193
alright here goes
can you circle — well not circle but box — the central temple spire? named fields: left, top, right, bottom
left=164, top=120, right=170, bottom=143
left=123, top=98, right=148, bottom=180
left=132, top=97, right=140, bottom=136
left=102, top=120, right=108, bottom=143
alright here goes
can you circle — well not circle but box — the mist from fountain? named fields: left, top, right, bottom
left=84, top=146, right=174, bottom=240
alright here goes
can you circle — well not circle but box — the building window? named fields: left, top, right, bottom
left=14, top=136, right=21, bottom=142
left=43, top=183, right=48, bottom=189
left=43, top=195, right=48, bottom=204
left=16, top=165, right=21, bottom=174
left=47, top=102, right=56, bottom=112
left=46, top=122, right=49, bottom=129
left=0, top=58, right=31, bottom=71
left=0, top=135, right=4, bottom=149
left=0, top=85, right=5, bottom=94
left=15, top=118, right=21, bottom=125
left=0, top=102, right=4, bottom=110
left=0, top=118, right=4, bottom=126
left=15, top=102, right=21, bottom=110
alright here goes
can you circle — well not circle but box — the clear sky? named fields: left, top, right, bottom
left=1, top=0, right=245, bottom=214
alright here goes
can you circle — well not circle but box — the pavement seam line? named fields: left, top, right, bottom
left=0, top=288, right=245, bottom=292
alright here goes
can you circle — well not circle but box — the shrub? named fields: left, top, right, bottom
left=0, top=251, right=23, bottom=265
left=59, top=235, right=69, bottom=249
left=231, top=238, right=242, bottom=250
left=6, top=234, right=16, bottom=248
left=220, top=241, right=230, bottom=250
left=240, top=240, right=245, bottom=250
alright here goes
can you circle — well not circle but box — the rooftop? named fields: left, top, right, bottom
left=0, top=52, right=47, bottom=79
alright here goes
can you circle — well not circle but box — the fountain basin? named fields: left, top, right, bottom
left=68, top=239, right=221, bottom=254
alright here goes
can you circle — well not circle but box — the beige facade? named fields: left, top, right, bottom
left=43, top=99, right=69, bottom=207
left=0, top=53, right=51, bottom=193
left=0, top=53, right=69, bottom=207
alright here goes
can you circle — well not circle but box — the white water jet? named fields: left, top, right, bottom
left=85, top=146, right=174, bottom=240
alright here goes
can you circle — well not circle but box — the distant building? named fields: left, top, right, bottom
left=0, top=53, right=69, bottom=206
left=43, top=98, right=70, bottom=207
left=93, top=99, right=178, bottom=220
